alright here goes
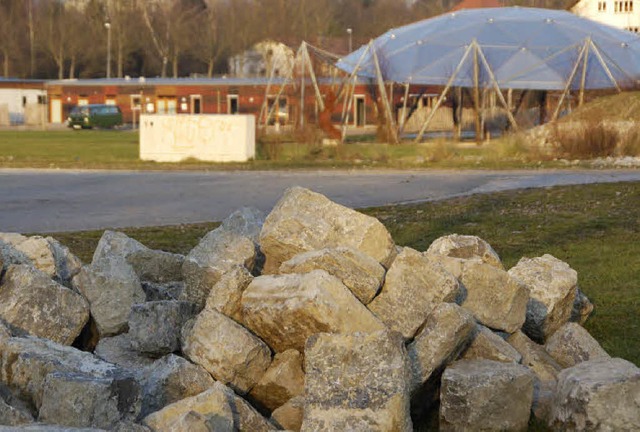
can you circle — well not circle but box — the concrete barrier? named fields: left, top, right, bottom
left=140, top=114, right=255, bottom=163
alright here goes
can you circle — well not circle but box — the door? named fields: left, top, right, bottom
left=354, top=95, right=366, bottom=127
left=190, top=95, right=202, bottom=114
left=50, top=98, right=62, bottom=123
left=228, top=95, right=239, bottom=114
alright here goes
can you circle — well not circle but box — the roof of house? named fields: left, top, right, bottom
left=450, top=0, right=503, bottom=11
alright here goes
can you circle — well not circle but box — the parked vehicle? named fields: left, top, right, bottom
left=67, top=104, right=123, bottom=129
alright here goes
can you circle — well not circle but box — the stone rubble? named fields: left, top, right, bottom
left=0, top=186, right=636, bottom=432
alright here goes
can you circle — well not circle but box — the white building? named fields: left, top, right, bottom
left=0, top=79, right=47, bottom=126
left=228, top=40, right=295, bottom=79
left=570, top=0, right=640, bottom=33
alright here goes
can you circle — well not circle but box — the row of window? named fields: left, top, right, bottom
left=599, top=1, right=635, bottom=12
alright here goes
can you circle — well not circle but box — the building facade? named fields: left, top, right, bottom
left=570, top=0, right=640, bottom=33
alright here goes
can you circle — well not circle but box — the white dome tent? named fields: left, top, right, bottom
left=336, top=7, right=640, bottom=142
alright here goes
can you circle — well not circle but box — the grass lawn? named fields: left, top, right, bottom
left=44, top=181, right=640, bottom=367
left=0, top=129, right=574, bottom=170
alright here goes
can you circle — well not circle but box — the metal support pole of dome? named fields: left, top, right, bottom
left=552, top=40, right=589, bottom=122
left=473, top=40, right=482, bottom=143
left=299, top=43, right=306, bottom=128
left=475, top=42, right=519, bottom=132
left=588, top=39, right=622, bottom=93
left=303, top=44, right=325, bottom=113
left=398, top=83, right=410, bottom=136
left=414, top=42, right=475, bottom=143
left=339, top=43, right=371, bottom=142
left=579, top=37, right=591, bottom=107
left=259, top=64, right=277, bottom=128
left=370, top=40, right=399, bottom=144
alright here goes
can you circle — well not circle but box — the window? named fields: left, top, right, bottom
left=37, top=95, right=47, bottom=105
left=598, top=1, right=607, bottom=11
left=130, top=95, right=141, bottom=110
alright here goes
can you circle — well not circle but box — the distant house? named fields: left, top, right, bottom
left=0, top=79, right=47, bottom=126
left=228, top=40, right=295, bottom=79
left=450, top=0, right=504, bottom=11
left=570, top=0, right=640, bottom=33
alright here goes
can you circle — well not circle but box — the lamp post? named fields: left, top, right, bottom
left=347, top=28, right=353, bottom=53
left=105, top=22, right=112, bottom=79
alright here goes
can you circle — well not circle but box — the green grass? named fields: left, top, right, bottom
left=41, top=181, right=640, bottom=367
left=0, top=129, right=573, bottom=170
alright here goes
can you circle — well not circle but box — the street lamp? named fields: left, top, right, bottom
left=347, top=28, right=353, bottom=53
left=105, top=22, right=112, bottom=79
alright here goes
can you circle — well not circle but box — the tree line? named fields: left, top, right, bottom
left=0, top=0, right=569, bottom=80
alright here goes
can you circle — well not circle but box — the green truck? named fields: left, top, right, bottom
left=67, top=104, right=123, bottom=129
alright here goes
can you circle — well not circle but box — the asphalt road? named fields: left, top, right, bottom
left=1, top=169, right=639, bottom=233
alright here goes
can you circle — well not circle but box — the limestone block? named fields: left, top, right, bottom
left=549, top=358, right=640, bottom=431
left=426, top=234, right=503, bottom=269
left=460, top=260, right=528, bottom=333
left=508, top=254, right=577, bottom=342
left=141, top=281, right=184, bottom=302
left=0, top=336, right=124, bottom=410
left=46, top=236, right=83, bottom=286
left=544, top=322, right=610, bottom=368
left=72, top=257, right=145, bottom=337
left=139, top=354, right=215, bottom=418
left=128, top=300, right=198, bottom=356
left=204, top=265, right=253, bottom=323
left=37, top=371, right=140, bottom=429
left=241, top=270, right=386, bottom=353
left=507, top=331, right=562, bottom=382
left=271, top=396, right=304, bottom=432
left=301, top=330, right=413, bottom=432
left=0, top=384, right=35, bottom=426
left=92, top=230, right=147, bottom=265
left=407, top=303, right=477, bottom=391
left=0, top=233, right=56, bottom=277
left=181, top=227, right=256, bottom=309
left=126, top=249, right=184, bottom=283
left=368, top=248, right=461, bottom=339
left=220, top=206, right=266, bottom=245
left=0, top=239, right=30, bottom=272
left=94, top=333, right=156, bottom=376
left=0, top=264, right=89, bottom=345
left=461, top=325, right=522, bottom=363
left=143, top=381, right=274, bottom=432
left=440, top=359, right=534, bottom=431
left=570, top=287, right=594, bottom=325
left=249, top=349, right=305, bottom=412
left=181, top=308, right=271, bottom=395
left=259, top=187, right=396, bottom=273
left=279, top=247, right=385, bottom=305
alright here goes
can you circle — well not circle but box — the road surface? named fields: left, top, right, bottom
left=1, top=169, right=639, bottom=233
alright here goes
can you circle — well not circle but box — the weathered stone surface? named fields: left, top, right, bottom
left=271, top=395, right=304, bottom=432
left=440, top=359, right=534, bottom=432
left=143, top=381, right=274, bottom=432
left=37, top=371, right=140, bottom=429
left=301, top=330, right=412, bottom=432
left=220, top=206, right=266, bottom=245
left=112, top=421, right=152, bottom=432
left=0, top=321, right=10, bottom=340
left=126, top=249, right=184, bottom=283
left=461, top=325, right=522, bottom=363
left=249, top=349, right=305, bottom=413
left=181, top=308, right=271, bottom=395
left=408, top=303, right=477, bottom=392
left=94, top=333, right=156, bottom=373
left=72, top=257, right=145, bottom=337
left=549, top=358, right=640, bottom=431
left=544, top=322, right=610, bottom=368
left=139, top=354, right=215, bottom=418
left=368, top=248, right=461, bottom=339
left=129, top=301, right=198, bottom=356
left=141, top=281, right=184, bottom=302
left=279, top=247, right=385, bottom=305
left=0, top=426, right=105, bottom=431
left=0, top=336, right=124, bottom=410
left=0, top=233, right=56, bottom=277
left=508, top=254, right=577, bottom=343
left=204, top=265, right=253, bottom=323
left=0, top=264, right=89, bottom=345
left=507, top=331, right=562, bottom=382
left=181, top=227, right=256, bottom=309
left=0, top=238, right=30, bottom=273
left=0, top=383, right=35, bottom=426
left=259, top=187, right=396, bottom=273
left=46, top=236, right=83, bottom=286
left=92, top=230, right=146, bottom=265
left=570, top=287, right=594, bottom=325
left=460, top=260, right=528, bottom=333
left=242, top=270, right=386, bottom=353
left=426, top=234, right=503, bottom=269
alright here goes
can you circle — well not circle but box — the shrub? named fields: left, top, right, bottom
left=552, top=122, right=618, bottom=159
